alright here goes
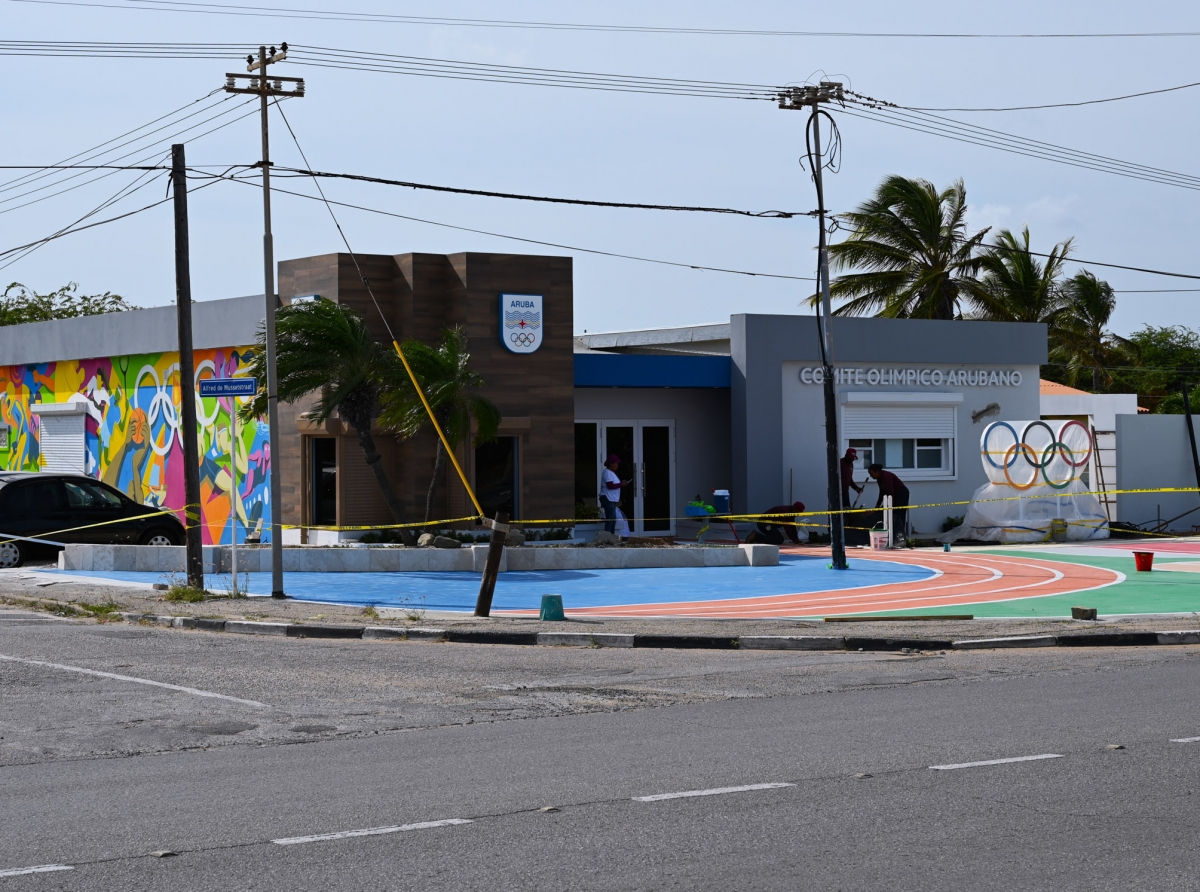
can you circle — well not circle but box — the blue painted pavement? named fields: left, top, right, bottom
left=48, top=554, right=935, bottom=613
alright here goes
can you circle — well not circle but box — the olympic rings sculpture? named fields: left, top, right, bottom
left=980, top=419, right=1092, bottom=489
left=510, top=331, right=537, bottom=347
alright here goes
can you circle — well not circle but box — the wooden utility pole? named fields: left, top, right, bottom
left=474, top=513, right=509, bottom=617
left=225, top=44, right=304, bottom=598
left=171, top=143, right=205, bottom=591
left=780, top=82, right=848, bottom=569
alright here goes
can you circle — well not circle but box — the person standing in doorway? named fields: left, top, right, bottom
left=868, top=464, right=910, bottom=545
left=599, top=454, right=632, bottom=535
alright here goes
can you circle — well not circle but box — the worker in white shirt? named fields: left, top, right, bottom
left=599, top=453, right=632, bottom=535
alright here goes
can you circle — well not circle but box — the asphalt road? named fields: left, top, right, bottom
left=2, top=606, right=1199, bottom=890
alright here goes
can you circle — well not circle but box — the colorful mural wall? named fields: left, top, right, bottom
left=0, top=347, right=271, bottom=545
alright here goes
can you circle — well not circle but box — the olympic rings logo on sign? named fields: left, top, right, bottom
left=510, top=331, right=536, bottom=347
left=984, top=419, right=1092, bottom=488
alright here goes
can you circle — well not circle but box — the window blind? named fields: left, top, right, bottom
left=842, top=405, right=956, bottom=440
left=38, top=413, right=87, bottom=473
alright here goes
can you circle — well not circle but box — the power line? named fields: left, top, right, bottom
left=10, top=41, right=1186, bottom=201
left=976, top=240, right=1200, bottom=282
left=0, top=38, right=250, bottom=57
left=215, top=171, right=815, bottom=282
left=287, top=45, right=781, bottom=100
left=898, top=79, right=1200, bottom=112
left=838, top=103, right=1200, bottom=188
left=272, top=166, right=810, bottom=218
left=0, top=164, right=167, bottom=271
left=0, top=88, right=224, bottom=195
left=0, top=91, right=230, bottom=199
left=10, top=1, right=1200, bottom=38
left=0, top=173, right=224, bottom=261
left=836, top=103, right=1200, bottom=192
left=0, top=97, right=256, bottom=214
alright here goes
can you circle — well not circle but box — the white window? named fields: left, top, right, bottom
left=843, top=403, right=957, bottom=480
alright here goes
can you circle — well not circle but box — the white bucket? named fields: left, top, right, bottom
left=869, top=529, right=889, bottom=550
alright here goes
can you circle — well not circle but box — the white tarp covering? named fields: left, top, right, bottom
left=942, top=419, right=1109, bottom=543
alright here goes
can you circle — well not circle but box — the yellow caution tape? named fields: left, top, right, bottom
left=391, top=340, right=485, bottom=519
left=0, top=506, right=199, bottom=547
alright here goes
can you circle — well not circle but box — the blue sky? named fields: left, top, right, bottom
left=3, top=0, right=1199, bottom=337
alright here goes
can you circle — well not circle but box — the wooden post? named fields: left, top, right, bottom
left=171, top=144, right=204, bottom=592
left=474, top=512, right=509, bottom=617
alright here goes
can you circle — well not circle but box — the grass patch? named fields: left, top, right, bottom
left=43, top=601, right=87, bottom=618
left=76, top=601, right=122, bottom=617
left=164, top=584, right=207, bottom=603
left=361, top=605, right=380, bottom=619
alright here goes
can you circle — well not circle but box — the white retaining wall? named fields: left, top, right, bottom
left=58, top=543, right=779, bottom=573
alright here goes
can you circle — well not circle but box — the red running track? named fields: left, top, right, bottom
left=557, top=550, right=1121, bottom=619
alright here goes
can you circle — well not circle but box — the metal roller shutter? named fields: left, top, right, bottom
left=38, top=413, right=87, bottom=473
left=842, top=406, right=956, bottom=440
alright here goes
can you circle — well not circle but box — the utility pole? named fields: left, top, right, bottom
left=780, top=82, right=848, bottom=570
left=170, top=144, right=205, bottom=591
left=225, top=45, right=304, bottom=598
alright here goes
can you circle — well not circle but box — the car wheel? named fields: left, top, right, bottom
left=0, top=540, right=23, bottom=569
left=140, top=529, right=177, bottom=547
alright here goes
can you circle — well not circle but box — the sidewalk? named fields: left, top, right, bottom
left=4, top=567, right=1198, bottom=645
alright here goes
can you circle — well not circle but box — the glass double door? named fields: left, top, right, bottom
left=582, top=420, right=675, bottom=536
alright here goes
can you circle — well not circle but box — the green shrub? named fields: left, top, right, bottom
left=164, top=584, right=206, bottom=603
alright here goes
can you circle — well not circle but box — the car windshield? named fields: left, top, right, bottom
left=63, top=479, right=123, bottom=509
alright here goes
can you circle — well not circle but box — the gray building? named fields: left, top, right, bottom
left=578, top=315, right=1046, bottom=538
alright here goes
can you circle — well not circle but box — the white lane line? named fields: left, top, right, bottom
left=1171, top=736, right=1200, bottom=743
left=0, top=653, right=269, bottom=708
left=633, top=782, right=795, bottom=802
left=273, top=819, right=472, bottom=846
left=930, top=753, right=1063, bottom=770
left=0, top=865, right=73, bottom=878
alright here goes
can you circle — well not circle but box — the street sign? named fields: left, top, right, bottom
left=199, top=377, right=258, bottom=398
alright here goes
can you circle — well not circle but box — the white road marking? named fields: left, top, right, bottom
left=0, top=653, right=269, bottom=708
left=272, top=819, right=472, bottom=845
left=0, top=865, right=73, bottom=878
left=930, top=753, right=1063, bottom=770
left=1171, top=736, right=1200, bottom=743
left=633, top=782, right=795, bottom=802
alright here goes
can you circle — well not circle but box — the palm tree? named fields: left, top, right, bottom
left=1052, top=271, right=1124, bottom=391
left=971, top=227, right=1073, bottom=325
left=240, top=299, right=415, bottom=543
left=379, top=327, right=501, bottom=524
left=826, top=175, right=990, bottom=319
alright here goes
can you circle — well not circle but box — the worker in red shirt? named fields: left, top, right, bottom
left=754, top=501, right=806, bottom=545
left=841, top=447, right=864, bottom=508
left=868, top=464, right=910, bottom=545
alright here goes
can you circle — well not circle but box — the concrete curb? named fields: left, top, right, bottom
left=952, top=635, right=1057, bottom=649
left=225, top=620, right=289, bottom=636
left=115, top=614, right=1200, bottom=652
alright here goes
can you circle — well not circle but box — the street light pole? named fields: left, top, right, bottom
left=225, top=45, right=304, bottom=598
left=780, top=82, right=848, bottom=570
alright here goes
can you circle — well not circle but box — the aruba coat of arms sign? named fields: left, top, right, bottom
left=500, top=293, right=543, bottom=354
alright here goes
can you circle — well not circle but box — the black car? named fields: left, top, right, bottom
left=0, top=473, right=186, bottom=568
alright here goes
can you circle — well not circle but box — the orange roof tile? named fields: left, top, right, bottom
left=1039, top=378, right=1091, bottom=396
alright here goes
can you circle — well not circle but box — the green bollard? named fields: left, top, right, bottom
left=539, top=594, right=566, bottom=622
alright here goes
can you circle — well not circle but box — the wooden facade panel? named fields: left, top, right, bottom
left=277, top=250, right=575, bottom=529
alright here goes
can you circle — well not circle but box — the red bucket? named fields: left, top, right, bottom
left=1133, top=551, right=1154, bottom=572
